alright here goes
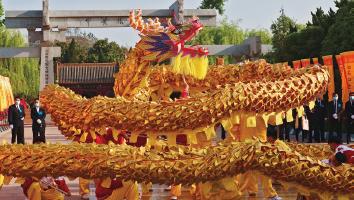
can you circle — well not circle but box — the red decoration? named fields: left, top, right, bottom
left=161, top=19, right=165, bottom=23
left=172, top=12, right=175, bottom=16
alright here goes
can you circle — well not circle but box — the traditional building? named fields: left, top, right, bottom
left=56, top=62, right=119, bottom=98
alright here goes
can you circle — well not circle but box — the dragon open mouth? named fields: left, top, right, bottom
left=175, top=27, right=209, bottom=58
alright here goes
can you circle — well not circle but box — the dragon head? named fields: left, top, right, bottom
left=130, top=10, right=209, bottom=79
left=168, top=15, right=209, bottom=59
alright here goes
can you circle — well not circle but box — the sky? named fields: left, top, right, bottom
left=3, top=0, right=337, bottom=47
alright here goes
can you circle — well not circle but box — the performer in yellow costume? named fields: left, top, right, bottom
left=190, top=124, right=241, bottom=200
left=234, top=115, right=282, bottom=200
left=75, top=131, right=102, bottom=199
left=95, top=178, right=139, bottom=200
left=22, top=177, right=71, bottom=200
left=0, top=174, right=4, bottom=190
left=21, top=137, right=72, bottom=200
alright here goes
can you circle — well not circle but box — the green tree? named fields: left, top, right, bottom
left=98, top=48, right=108, bottom=63
left=199, top=0, right=228, bottom=15
left=87, top=39, right=126, bottom=63
left=66, top=38, right=80, bottom=63
left=322, top=1, right=354, bottom=56
left=334, top=0, right=350, bottom=8
left=284, top=26, right=324, bottom=62
left=268, top=14, right=304, bottom=63
left=306, top=7, right=336, bottom=35
left=0, top=27, right=40, bottom=102
left=55, top=37, right=126, bottom=64
left=55, top=39, right=87, bottom=64
left=321, top=0, right=354, bottom=100
left=0, top=0, right=5, bottom=27
left=244, top=27, right=272, bottom=45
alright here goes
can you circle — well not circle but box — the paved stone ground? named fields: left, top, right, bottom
left=0, top=126, right=341, bottom=200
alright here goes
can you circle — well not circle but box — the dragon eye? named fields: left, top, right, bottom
left=172, top=29, right=182, bottom=34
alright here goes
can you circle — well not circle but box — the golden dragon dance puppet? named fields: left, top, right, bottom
left=39, top=9, right=329, bottom=146
left=1, top=9, right=352, bottom=200
left=0, top=139, right=352, bottom=200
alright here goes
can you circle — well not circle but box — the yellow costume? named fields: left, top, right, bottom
left=26, top=182, right=64, bottom=200
left=239, top=114, right=268, bottom=141
left=79, top=177, right=90, bottom=195
left=198, top=176, right=242, bottom=200
left=79, top=177, right=100, bottom=195
left=140, top=181, right=152, bottom=194
left=190, top=131, right=241, bottom=200
left=0, top=174, right=4, bottom=190
left=103, top=183, right=139, bottom=200
left=99, top=178, right=139, bottom=200
left=236, top=114, right=278, bottom=198
left=237, top=172, right=277, bottom=198
left=171, top=184, right=181, bottom=196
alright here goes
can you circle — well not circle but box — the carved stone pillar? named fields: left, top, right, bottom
left=43, top=0, right=50, bottom=28
left=177, top=0, right=184, bottom=23
left=40, top=47, right=54, bottom=91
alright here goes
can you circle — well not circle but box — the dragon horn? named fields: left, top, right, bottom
left=129, top=9, right=167, bottom=35
left=129, top=9, right=148, bottom=35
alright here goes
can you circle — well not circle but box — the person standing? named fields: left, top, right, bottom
left=345, top=92, right=354, bottom=144
left=76, top=130, right=101, bottom=199
left=308, top=97, right=325, bottom=143
left=8, top=96, right=26, bottom=144
left=303, top=105, right=312, bottom=143
left=317, top=97, right=327, bottom=142
left=328, top=93, right=343, bottom=140
left=31, top=98, right=46, bottom=142
left=278, top=112, right=290, bottom=142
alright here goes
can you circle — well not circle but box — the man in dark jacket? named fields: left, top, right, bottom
left=31, top=98, right=46, bottom=142
left=328, top=93, right=343, bottom=140
left=8, top=96, right=26, bottom=144
left=345, top=92, right=354, bottom=144
left=314, top=96, right=327, bottom=142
